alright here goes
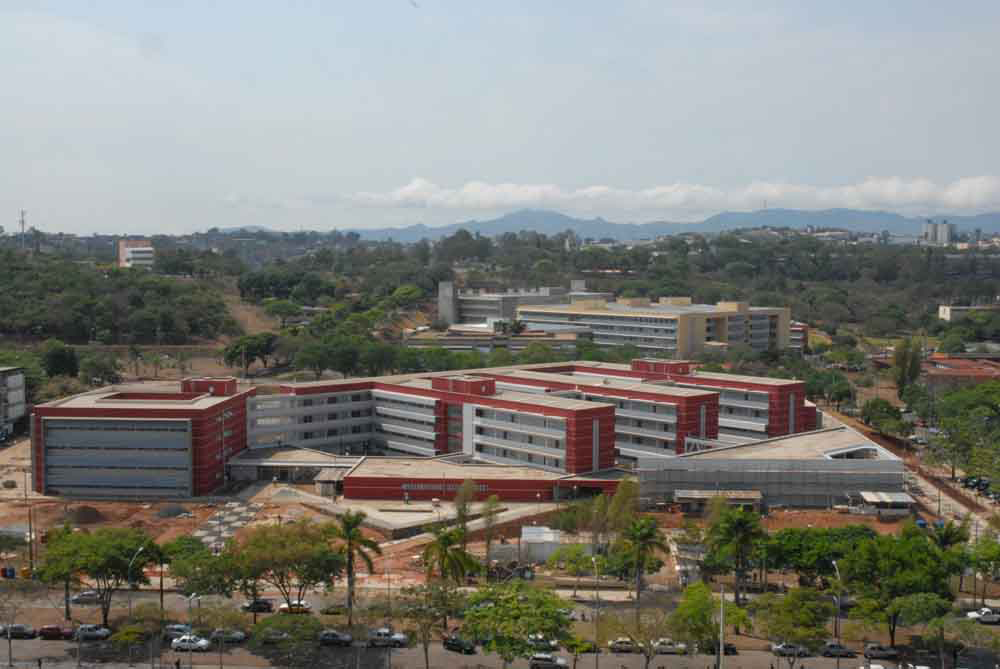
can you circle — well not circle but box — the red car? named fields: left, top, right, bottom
left=38, top=625, right=75, bottom=640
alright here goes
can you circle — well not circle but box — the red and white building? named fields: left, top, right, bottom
left=31, top=378, right=253, bottom=497
left=31, top=361, right=818, bottom=500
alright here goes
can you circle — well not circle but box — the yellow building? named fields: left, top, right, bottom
left=517, top=296, right=790, bottom=357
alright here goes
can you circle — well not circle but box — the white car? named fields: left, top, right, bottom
left=653, top=638, right=687, bottom=654
left=172, top=635, right=211, bottom=652
left=278, top=600, right=311, bottom=614
left=967, top=607, right=992, bottom=619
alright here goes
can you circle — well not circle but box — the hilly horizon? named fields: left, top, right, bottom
left=220, top=208, right=1000, bottom=241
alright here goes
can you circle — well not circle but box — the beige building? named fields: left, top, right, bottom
left=517, top=297, right=790, bottom=357
left=117, top=239, right=155, bottom=269
left=937, top=304, right=1000, bottom=322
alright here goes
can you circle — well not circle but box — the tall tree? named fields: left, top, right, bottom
left=621, top=517, right=668, bottom=622
left=39, top=527, right=154, bottom=627
left=239, top=521, right=343, bottom=609
left=452, top=479, right=478, bottom=550
left=480, top=494, right=502, bottom=575
left=327, top=510, right=381, bottom=626
left=751, top=588, right=834, bottom=669
left=706, top=507, right=765, bottom=605
left=422, top=526, right=479, bottom=585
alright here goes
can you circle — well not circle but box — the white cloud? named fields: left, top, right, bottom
left=350, top=176, right=1000, bottom=219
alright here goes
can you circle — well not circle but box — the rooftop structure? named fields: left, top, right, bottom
left=922, top=354, right=1000, bottom=389
left=637, top=424, right=905, bottom=510
left=517, top=297, right=791, bottom=357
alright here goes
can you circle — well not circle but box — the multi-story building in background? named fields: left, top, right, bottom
left=0, top=367, right=26, bottom=440
left=437, top=279, right=612, bottom=325
left=116, top=239, right=155, bottom=269
left=517, top=297, right=791, bottom=357
left=922, top=220, right=956, bottom=246
left=789, top=321, right=810, bottom=352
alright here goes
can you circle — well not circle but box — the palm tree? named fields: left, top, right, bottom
left=706, top=508, right=765, bottom=606
left=328, top=510, right=381, bottom=626
left=621, top=517, right=668, bottom=622
left=928, top=519, right=970, bottom=551
left=422, top=526, right=479, bottom=584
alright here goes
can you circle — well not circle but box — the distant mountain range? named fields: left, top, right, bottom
left=341, top=208, right=1000, bottom=242
left=216, top=208, right=1000, bottom=241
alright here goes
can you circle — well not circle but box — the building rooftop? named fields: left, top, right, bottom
left=518, top=301, right=786, bottom=318
left=36, top=383, right=246, bottom=410
left=0, top=367, right=23, bottom=374
left=487, top=369, right=716, bottom=398
left=229, top=446, right=360, bottom=468
left=683, top=371, right=803, bottom=387
left=347, top=456, right=567, bottom=481
left=682, top=425, right=897, bottom=461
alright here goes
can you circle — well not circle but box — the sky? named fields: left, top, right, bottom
left=2, top=1, right=999, bottom=234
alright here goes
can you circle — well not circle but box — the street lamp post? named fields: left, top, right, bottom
left=186, top=594, right=200, bottom=669
left=536, top=492, right=542, bottom=518
left=832, top=560, right=843, bottom=669
left=128, top=546, right=145, bottom=619
left=591, top=556, right=600, bottom=669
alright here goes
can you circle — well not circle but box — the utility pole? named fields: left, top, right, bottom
left=19, top=210, right=26, bottom=252
left=23, top=469, right=33, bottom=572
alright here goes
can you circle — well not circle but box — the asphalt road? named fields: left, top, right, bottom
left=0, top=638, right=894, bottom=669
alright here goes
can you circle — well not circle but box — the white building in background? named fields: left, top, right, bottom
left=117, top=239, right=155, bottom=269
left=0, top=367, right=26, bottom=439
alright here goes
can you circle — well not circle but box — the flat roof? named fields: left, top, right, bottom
left=394, top=378, right=612, bottom=411
left=682, top=425, right=897, bottom=461
left=686, top=371, right=802, bottom=387
left=859, top=491, right=914, bottom=505
left=36, top=383, right=246, bottom=410
left=347, top=456, right=567, bottom=481
left=674, top=489, right=762, bottom=501
left=229, top=447, right=359, bottom=468
left=488, top=369, right=715, bottom=398
left=0, top=367, right=23, bottom=374
left=518, top=302, right=786, bottom=318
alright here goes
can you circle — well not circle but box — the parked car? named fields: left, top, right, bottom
left=38, top=625, right=75, bottom=641
left=278, top=600, right=311, bottom=614
left=967, top=607, right=993, bottom=619
left=209, top=629, right=247, bottom=644
left=822, top=642, right=856, bottom=658
left=529, top=634, right=559, bottom=651
left=608, top=637, right=638, bottom=653
left=318, top=629, right=352, bottom=647
left=70, top=590, right=101, bottom=605
left=163, top=624, right=193, bottom=641
left=701, top=640, right=738, bottom=655
left=977, top=613, right=1000, bottom=625
left=75, top=625, right=112, bottom=641
left=259, top=629, right=290, bottom=645
left=241, top=599, right=274, bottom=613
left=443, top=633, right=476, bottom=654
left=529, top=653, right=568, bottom=669
left=864, top=644, right=900, bottom=660
left=773, top=643, right=810, bottom=657
left=653, top=638, right=687, bottom=654
left=366, top=628, right=407, bottom=648
left=978, top=479, right=992, bottom=492
left=172, top=635, right=211, bottom=652
left=4, top=625, right=35, bottom=639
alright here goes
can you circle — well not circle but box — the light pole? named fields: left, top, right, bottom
left=832, top=560, right=843, bottom=669
left=536, top=492, right=542, bottom=518
left=591, top=556, right=600, bottom=669
left=128, top=546, right=145, bottom=619
left=186, top=593, right=200, bottom=669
